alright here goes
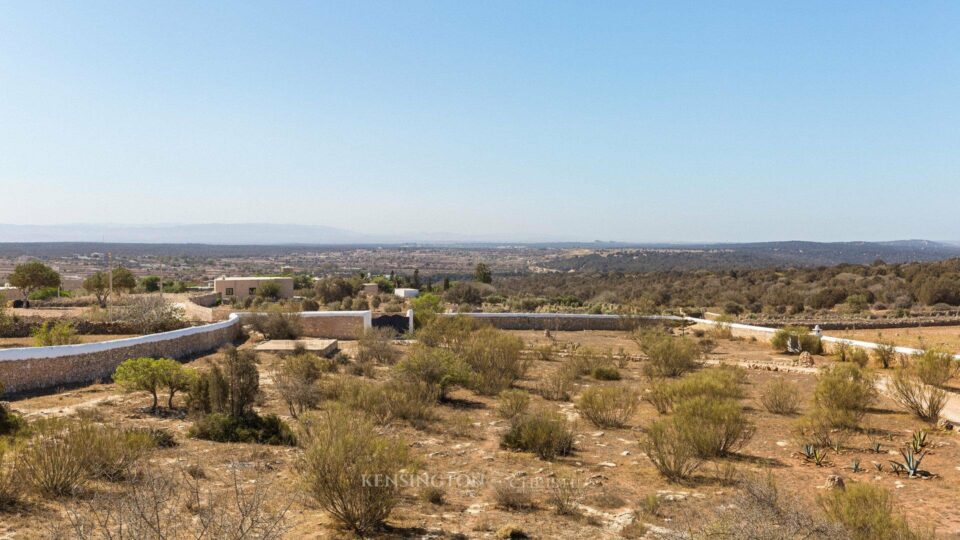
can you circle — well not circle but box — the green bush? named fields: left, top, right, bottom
left=890, top=367, right=947, bottom=423
left=357, top=328, right=400, bottom=365
left=591, top=365, right=621, bottom=380
left=31, top=320, right=80, bottom=346
left=497, top=389, right=531, bottom=420
left=873, top=340, right=898, bottom=369
left=818, top=483, right=926, bottom=540
left=673, top=396, right=754, bottom=458
left=501, top=408, right=574, bottom=460
left=813, top=363, right=877, bottom=429
left=576, top=386, right=639, bottom=428
left=324, top=376, right=437, bottom=427
left=17, top=418, right=89, bottom=497
left=299, top=407, right=412, bottom=535
left=771, top=326, right=822, bottom=355
left=645, top=367, right=745, bottom=414
left=0, top=392, right=25, bottom=436
left=537, top=364, right=575, bottom=401
left=641, top=420, right=702, bottom=482
left=833, top=342, right=869, bottom=367
left=912, top=348, right=958, bottom=388
left=461, top=327, right=528, bottom=395
left=759, top=377, right=802, bottom=415
left=189, top=413, right=296, bottom=446
left=272, top=350, right=324, bottom=418
left=635, top=332, right=702, bottom=378
left=394, top=345, right=470, bottom=400
left=75, top=422, right=154, bottom=481
left=114, top=357, right=195, bottom=411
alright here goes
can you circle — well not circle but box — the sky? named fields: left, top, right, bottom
left=1, top=1, right=958, bottom=243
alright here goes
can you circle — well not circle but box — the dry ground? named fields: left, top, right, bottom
left=3, top=330, right=959, bottom=538
left=831, top=325, right=960, bottom=354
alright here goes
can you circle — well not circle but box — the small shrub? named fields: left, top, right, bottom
left=357, top=328, right=400, bottom=365
left=420, top=486, right=445, bottom=505
left=31, top=320, right=80, bottom=346
left=273, top=351, right=324, bottom=418
left=759, top=377, right=802, bottom=415
left=644, top=368, right=745, bottom=414
left=548, top=471, right=583, bottom=515
left=75, top=423, right=154, bottom=481
left=394, top=345, right=470, bottom=400
left=641, top=420, right=702, bottom=482
left=18, top=418, right=89, bottom=497
left=591, top=365, right=621, bottom=380
left=494, top=481, right=535, bottom=511
left=189, top=413, right=296, bottom=446
left=462, top=327, right=528, bottom=395
left=501, top=409, right=574, bottom=460
left=674, top=396, right=754, bottom=458
left=818, top=483, right=925, bottom=540
left=0, top=445, right=19, bottom=509
left=709, top=318, right=734, bottom=340
left=576, top=386, right=639, bottom=428
left=912, top=348, right=958, bottom=388
left=251, top=309, right=302, bottom=339
left=833, top=342, right=869, bottom=367
left=537, top=365, right=575, bottom=401
left=635, top=333, right=702, bottom=378
left=873, top=340, right=897, bottom=369
left=771, top=326, right=822, bottom=355
left=299, top=407, right=412, bottom=535
left=0, top=400, right=25, bottom=437
left=890, top=367, right=947, bottom=423
left=813, top=363, right=877, bottom=429
left=497, top=389, right=531, bottom=420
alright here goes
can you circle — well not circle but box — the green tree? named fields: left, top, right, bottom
left=255, top=280, right=282, bottom=300
left=411, top=292, right=443, bottom=328
left=113, top=357, right=165, bottom=411
left=474, top=263, right=492, bottom=284
left=412, top=269, right=421, bottom=290
left=140, top=275, right=161, bottom=292
left=83, top=272, right=111, bottom=307
left=111, top=267, right=137, bottom=293
left=8, top=261, right=61, bottom=298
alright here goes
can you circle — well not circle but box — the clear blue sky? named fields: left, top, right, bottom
left=1, top=1, right=958, bottom=242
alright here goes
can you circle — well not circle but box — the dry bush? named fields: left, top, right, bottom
left=759, top=377, right=802, bottom=415
left=641, top=420, right=702, bottom=482
left=708, top=318, right=734, bottom=340
left=813, top=363, right=876, bottom=429
left=325, top=376, right=436, bottom=427
left=415, top=315, right=478, bottom=349
left=75, top=423, right=154, bottom=481
left=873, top=340, right=898, bottom=369
left=394, top=345, right=470, bottom=400
left=576, top=386, right=639, bottom=428
left=688, top=474, right=842, bottom=539
left=890, top=368, right=947, bottom=423
left=357, top=328, right=400, bottom=365
left=644, top=367, right=744, bottom=414
left=818, top=482, right=929, bottom=540
left=794, top=408, right=854, bottom=451
left=17, top=418, right=91, bottom=497
left=0, top=444, right=19, bottom=509
left=912, top=348, right=959, bottom=388
left=635, top=332, right=702, bottom=378
left=833, top=342, right=869, bottom=367
left=299, top=407, right=411, bottom=535
left=770, top=326, right=823, bottom=355
left=272, top=351, right=324, bottom=418
left=53, top=464, right=290, bottom=540
left=537, top=364, right=576, bottom=401
left=494, top=481, right=535, bottom=511
left=497, top=389, right=531, bottom=420
left=461, top=327, right=528, bottom=395
left=420, top=486, right=445, bottom=505
left=501, top=408, right=574, bottom=460
left=251, top=308, right=302, bottom=339
left=548, top=471, right=584, bottom=515
left=674, top=396, right=754, bottom=458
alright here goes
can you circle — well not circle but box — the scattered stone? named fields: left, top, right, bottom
left=824, top=475, right=845, bottom=490
left=776, top=440, right=788, bottom=447
left=621, top=450, right=631, bottom=456
left=937, top=418, right=956, bottom=431
left=591, top=431, right=605, bottom=437
left=598, top=462, right=617, bottom=468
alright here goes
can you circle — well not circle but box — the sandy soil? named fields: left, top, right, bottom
left=3, top=331, right=959, bottom=538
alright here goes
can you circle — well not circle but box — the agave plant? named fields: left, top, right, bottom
left=890, top=461, right=906, bottom=476
left=870, top=441, right=882, bottom=453
left=850, top=458, right=862, bottom=473
left=812, top=447, right=828, bottom=467
left=873, top=462, right=883, bottom=472
left=801, top=444, right=816, bottom=460
left=891, top=448, right=927, bottom=477
left=910, top=430, right=928, bottom=453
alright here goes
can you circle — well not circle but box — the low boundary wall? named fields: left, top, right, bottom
left=239, top=311, right=372, bottom=340
left=440, top=312, right=677, bottom=331
left=0, top=315, right=240, bottom=396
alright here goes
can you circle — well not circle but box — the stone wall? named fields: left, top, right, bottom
left=441, top=313, right=670, bottom=331
left=238, top=311, right=372, bottom=340
left=0, top=316, right=239, bottom=396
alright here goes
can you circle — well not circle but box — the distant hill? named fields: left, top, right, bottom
left=539, top=241, right=960, bottom=272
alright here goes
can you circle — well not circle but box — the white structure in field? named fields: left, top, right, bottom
left=394, top=288, right=419, bottom=299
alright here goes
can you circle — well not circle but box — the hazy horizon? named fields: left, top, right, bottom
left=2, top=2, right=958, bottom=241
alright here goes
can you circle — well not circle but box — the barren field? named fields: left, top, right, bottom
left=2, top=330, right=958, bottom=538
left=830, top=325, right=960, bottom=354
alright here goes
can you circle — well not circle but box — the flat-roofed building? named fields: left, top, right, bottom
left=214, top=276, right=294, bottom=301
left=394, top=288, right=419, bottom=298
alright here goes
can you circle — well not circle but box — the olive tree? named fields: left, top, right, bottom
left=8, top=261, right=61, bottom=299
